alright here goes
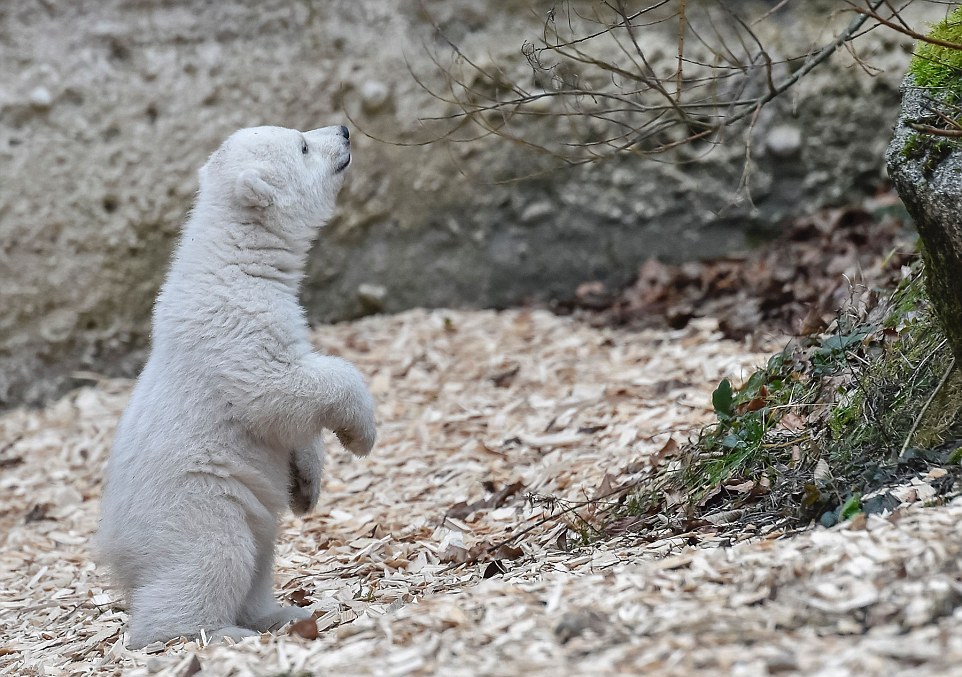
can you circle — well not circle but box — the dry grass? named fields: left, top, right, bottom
left=2, top=308, right=961, bottom=676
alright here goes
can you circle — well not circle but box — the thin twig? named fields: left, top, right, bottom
left=853, top=3, right=962, bottom=50
left=676, top=0, right=686, bottom=102
left=908, top=122, right=962, bottom=138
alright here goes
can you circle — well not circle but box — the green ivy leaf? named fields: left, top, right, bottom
left=839, top=494, right=862, bottom=521
left=712, top=378, right=734, bottom=418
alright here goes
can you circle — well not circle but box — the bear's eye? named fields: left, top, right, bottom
left=301, top=140, right=309, bottom=155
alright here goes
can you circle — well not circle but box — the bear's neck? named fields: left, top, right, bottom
left=175, top=203, right=314, bottom=295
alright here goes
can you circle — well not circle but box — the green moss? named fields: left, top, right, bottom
left=901, top=131, right=922, bottom=158
left=900, top=129, right=960, bottom=177
left=910, top=7, right=962, bottom=94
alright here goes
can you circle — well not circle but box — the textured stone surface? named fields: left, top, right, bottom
left=0, top=1, right=940, bottom=407
left=887, top=78, right=962, bottom=360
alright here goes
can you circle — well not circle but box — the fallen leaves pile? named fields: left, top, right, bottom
left=565, top=189, right=914, bottom=341
left=2, top=307, right=962, bottom=676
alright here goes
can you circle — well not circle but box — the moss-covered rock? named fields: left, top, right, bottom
left=888, top=14, right=962, bottom=362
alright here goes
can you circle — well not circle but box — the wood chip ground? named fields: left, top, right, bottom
left=2, top=309, right=962, bottom=676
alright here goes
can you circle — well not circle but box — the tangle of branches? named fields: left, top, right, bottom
left=413, top=0, right=959, bottom=167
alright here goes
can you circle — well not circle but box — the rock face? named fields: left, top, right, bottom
left=887, top=80, right=962, bottom=361
left=0, top=1, right=942, bottom=407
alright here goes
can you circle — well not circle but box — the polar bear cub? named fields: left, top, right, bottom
left=95, top=125, right=376, bottom=649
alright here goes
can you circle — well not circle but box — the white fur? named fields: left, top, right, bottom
left=94, top=125, right=375, bottom=649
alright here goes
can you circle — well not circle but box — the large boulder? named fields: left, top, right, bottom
left=0, top=1, right=944, bottom=407
left=887, top=9, right=962, bottom=361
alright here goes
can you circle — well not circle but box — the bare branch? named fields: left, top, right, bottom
left=378, top=0, right=942, bottom=175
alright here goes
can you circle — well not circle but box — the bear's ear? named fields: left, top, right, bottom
left=235, top=169, right=275, bottom=208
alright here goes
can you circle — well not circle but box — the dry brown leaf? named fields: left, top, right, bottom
left=814, top=459, right=832, bottom=484
left=779, top=412, right=806, bottom=432
left=592, top=473, right=616, bottom=500
left=651, top=437, right=679, bottom=464
left=288, top=588, right=311, bottom=607
left=739, top=397, right=767, bottom=414
left=489, top=544, right=524, bottom=561
left=289, top=618, right=319, bottom=640
left=725, top=480, right=755, bottom=494
left=439, top=545, right=472, bottom=564
left=489, top=365, right=520, bottom=388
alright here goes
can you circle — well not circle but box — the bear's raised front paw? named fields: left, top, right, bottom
left=321, top=356, right=376, bottom=456
left=335, top=422, right=376, bottom=457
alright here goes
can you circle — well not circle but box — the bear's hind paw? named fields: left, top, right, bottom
left=253, top=605, right=313, bottom=632
left=207, top=625, right=260, bottom=645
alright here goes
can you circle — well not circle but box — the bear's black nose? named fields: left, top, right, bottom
left=339, top=125, right=350, bottom=140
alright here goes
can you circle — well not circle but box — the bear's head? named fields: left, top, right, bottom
left=198, top=125, right=351, bottom=238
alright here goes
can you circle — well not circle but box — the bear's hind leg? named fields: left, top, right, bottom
left=237, top=539, right=312, bottom=632
left=125, top=514, right=259, bottom=649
